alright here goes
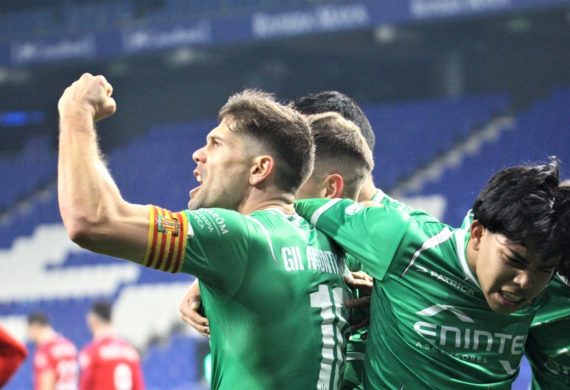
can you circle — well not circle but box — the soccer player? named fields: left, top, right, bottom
left=524, top=180, right=570, bottom=389
left=27, top=313, right=79, bottom=390
left=292, top=91, right=381, bottom=203
left=180, top=91, right=384, bottom=388
left=0, top=324, right=28, bottom=387
left=57, top=74, right=354, bottom=389
left=79, top=301, right=144, bottom=390
left=295, top=158, right=570, bottom=389
left=293, top=91, right=396, bottom=390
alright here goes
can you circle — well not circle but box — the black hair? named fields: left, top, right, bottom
left=473, top=157, right=570, bottom=275
left=292, top=91, right=375, bottom=150
left=91, top=301, right=113, bottom=323
left=27, top=312, right=50, bottom=326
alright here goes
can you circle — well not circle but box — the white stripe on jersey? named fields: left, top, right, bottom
left=401, top=227, right=453, bottom=277
left=311, top=199, right=342, bottom=226
left=371, top=189, right=386, bottom=203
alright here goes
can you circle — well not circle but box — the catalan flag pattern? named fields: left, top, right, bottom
left=144, top=206, right=189, bottom=273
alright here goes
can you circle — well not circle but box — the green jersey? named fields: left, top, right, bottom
left=526, top=275, right=570, bottom=389
left=173, top=207, right=351, bottom=389
left=343, top=189, right=412, bottom=390
left=296, top=198, right=541, bottom=389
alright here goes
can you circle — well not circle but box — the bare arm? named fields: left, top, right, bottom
left=58, top=73, right=148, bottom=262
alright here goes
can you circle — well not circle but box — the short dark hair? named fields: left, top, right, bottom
left=91, top=301, right=113, bottom=323
left=292, top=91, right=375, bottom=150
left=472, top=157, right=570, bottom=274
left=220, top=90, right=314, bottom=193
left=307, top=112, right=374, bottom=199
left=27, top=312, right=50, bottom=326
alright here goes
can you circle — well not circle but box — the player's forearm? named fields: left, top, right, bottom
left=57, top=75, right=150, bottom=263
left=58, top=112, right=125, bottom=249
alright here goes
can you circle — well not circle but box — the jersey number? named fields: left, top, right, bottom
left=310, top=284, right=348, bottom=390
left=114, top=363, right=134, bottom=390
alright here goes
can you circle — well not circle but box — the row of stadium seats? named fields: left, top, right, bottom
left=410, top=87, right=570, bottom=225
left=0, top=136, right=55, bottom=212
left=366, top=92, right=510, bottom=189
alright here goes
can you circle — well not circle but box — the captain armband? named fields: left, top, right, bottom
left=143, top=206, right=189, bottom=273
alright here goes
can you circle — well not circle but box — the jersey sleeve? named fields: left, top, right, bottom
left=295, top=198, right=410, bottom=280
left=144, top=206, right=251, bottom=297
left=181, top=208, right=251, bottom=297
left=0, top=326, right=28, bottom=387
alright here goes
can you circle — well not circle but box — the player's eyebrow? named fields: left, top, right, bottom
left=207, top=134, right=224, bottom=143
left=505, top=248, right=528, bottom=265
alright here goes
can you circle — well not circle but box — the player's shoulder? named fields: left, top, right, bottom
left=247, top=208, right=302, bottom=231
left=186, top=207, right=251, bottom=235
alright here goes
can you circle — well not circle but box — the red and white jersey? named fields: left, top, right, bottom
left=79, top=334, right=144, bottom=390
left=34, top=335, right=79, bottom=390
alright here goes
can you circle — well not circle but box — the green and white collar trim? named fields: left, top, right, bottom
left=454, top=210, right=481, bottom=290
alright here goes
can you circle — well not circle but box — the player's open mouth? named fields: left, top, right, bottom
left=498, top=290, right=524, bottom=305
left=189, top=171, right=203, bottom=198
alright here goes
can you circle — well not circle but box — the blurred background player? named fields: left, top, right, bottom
left=0, top=324, right=28, bottom=387
left=295, top=158, right=570, bottom=389
left=524, top=179, right=570, bottom=389
left=27, top=313, right=79, bottom=390
left=79, top=301, right=144, bottom=390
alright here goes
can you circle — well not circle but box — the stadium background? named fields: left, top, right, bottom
left=0, top=0, right=569, bottom=388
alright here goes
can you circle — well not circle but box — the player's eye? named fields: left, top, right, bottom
left=505, top=256, right=524, bottom=268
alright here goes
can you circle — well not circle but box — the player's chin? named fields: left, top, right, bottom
left=486, top=292, right=523, bottom=315
left=188, top=198, right=200, bottom=210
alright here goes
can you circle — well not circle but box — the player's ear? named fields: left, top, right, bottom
left=250, top=155, right=274, bottom=186
left=470, top=220, right=484, bottom=251
left=323, top=174, right=344, bottom=199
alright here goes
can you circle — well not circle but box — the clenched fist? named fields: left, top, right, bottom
left=58, top=73, right=116, bottom=123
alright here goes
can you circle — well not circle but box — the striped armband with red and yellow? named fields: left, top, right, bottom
left=143, top=206, right=190, bottom=273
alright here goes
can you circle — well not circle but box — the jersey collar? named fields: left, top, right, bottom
left=454, top=210, right=481, bottom=290
left=371, top=189, right=386, bottom=203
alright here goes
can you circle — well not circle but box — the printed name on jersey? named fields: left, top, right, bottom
left=50, top=343, right=77, bottom=358
left=281, top=245, right=344, bottom=276
left=98, top=344, right=139, bottom=361
left=145, top=206, right=188, bottom=273
left=413, top=264, right=477, bottom=297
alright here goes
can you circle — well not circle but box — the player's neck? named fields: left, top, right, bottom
left=465, top=237, right=478, bottom=275
left=93, top=325, right=114, bottom=340
left=237, top=187, right=295, bottom=215
left=357, top=178, right=379, bottom=202
left=37, top=328, right=57, bottom=344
